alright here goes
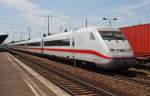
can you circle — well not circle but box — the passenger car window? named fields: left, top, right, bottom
left=27, top=42, right=40, bottom=46
left=44, top=39, right=70, bottom=46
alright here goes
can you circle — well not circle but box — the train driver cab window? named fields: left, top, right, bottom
left=90, top=32, right=95, bottom=40
left=98, top=31, right=126, bottom=40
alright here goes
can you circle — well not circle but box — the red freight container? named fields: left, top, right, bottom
left=120, top=24, right=150, bottom=60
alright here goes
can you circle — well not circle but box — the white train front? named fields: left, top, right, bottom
left=9, top=27, right=136, bottom=69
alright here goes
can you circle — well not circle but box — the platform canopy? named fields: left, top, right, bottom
left=0, top=35, right=8, bottom=44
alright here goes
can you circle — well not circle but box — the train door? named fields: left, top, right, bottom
left=74, top=32, right=86, bottom=61
left=71, top=37, right=75, bottom=59
left=75, top=31, right=95, bottom=62
left=72, top=34, right=78, bottom=67
left=71, top=29, right=77, bottom=60
left=72, top=37, right=75, bottom=47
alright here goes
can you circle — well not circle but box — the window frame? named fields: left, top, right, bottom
left=44, top=39, right=70, bottom=46
left=98, top=31, right=126, bottom=40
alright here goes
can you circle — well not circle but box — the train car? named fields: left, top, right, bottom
left=9, top=27, right=136, bottom=69
left=120, top=24, right=150, bottom=62
left=9, top=40, right=27, bottom=51
left=26, top=38, right=42, bottom=54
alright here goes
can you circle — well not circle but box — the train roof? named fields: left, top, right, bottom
left=96, top=27, right=120, bottom=32
left=9, top=38, right=41, bottom=45
left=9, top=27, right=120, bottom=45
left=43, top=27, right=95, bottom=40
left=8, top=40, right=26, bottom=45
left=73, top=27, right=120, bottom=33
left=45, top=27, right=119, bottom=36
left=26, top=38, right=41, bottom=43
left=43, top=27, right=119, bottom=40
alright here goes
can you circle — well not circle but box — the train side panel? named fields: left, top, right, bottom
left=43, top=33, right=72, bottom=59
left=74, top=29, right=107, bottom=64
left=26, top=39, right=42, bottom=54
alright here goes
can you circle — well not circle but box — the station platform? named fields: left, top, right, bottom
left=0, top=52, right=71, bottom=96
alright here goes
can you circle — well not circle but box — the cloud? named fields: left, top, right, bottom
left=0, top=0, right=35, bottom=12
left=114, top=0, right=150, bottom=19
left=0, top=0, right=70, bottom=29
left=0, top=0, right=47, bottom=27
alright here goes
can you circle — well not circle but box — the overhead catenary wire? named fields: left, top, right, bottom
left=118, top=7, right=150, bottom=19
left=14, top=0, right=117, bottom=31
left=52, top=0, right=119, bottom=29
left=114, top=4, right=150, bottom=27
left=13, top=0, right=52, bottom=39
left=13, top=0, right=119, bottom=40
left=50, top=0, right=119, bottom=31
left=70, top=0, right=118, bottom=19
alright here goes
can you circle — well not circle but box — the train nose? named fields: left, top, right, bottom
left=109, top=48, right=133, bottom=58
left=110, top=48, right=133, bottom=56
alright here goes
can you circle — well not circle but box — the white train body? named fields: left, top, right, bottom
left=9, top=27, right=136, bottom=69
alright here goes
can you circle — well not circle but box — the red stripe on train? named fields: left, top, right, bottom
left=29, top=48, right=111, bottom=59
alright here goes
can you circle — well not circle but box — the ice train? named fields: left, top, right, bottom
left=9, top=27, right=136, bottom=69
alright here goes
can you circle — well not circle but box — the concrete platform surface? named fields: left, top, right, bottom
left=0, top=52, right=71, bottom=96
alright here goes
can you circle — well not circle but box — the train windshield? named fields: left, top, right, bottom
left=98, top=31, right=126, bottom=40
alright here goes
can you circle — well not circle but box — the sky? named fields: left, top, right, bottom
left=0, top=0, right=150, bottom=43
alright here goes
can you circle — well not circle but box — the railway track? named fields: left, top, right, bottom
left=88, top=66, right=150, bottom=88
left=10, top=50, right=115, bottom=96
left=135, top=64, right=150, bottom=72
left=96, top=68, right=150, bottom=88
left=8, top=49, right=150, bottom=95
left=112, top=74, right=150, bottom=87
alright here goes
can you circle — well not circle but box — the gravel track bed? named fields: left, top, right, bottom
left=11, top=50, right=150, bottom=96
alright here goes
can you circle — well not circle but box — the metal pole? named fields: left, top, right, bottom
left=44, top=14, right=50, bottom=36
left=60, top=26, right=62, bottom=33
left=29, top=30, right=30, bottom=40
left=86, top=19, right=88, bottom=28
left=20, top=32, right=22, bottom=41
left=45, top=14, right=53, bottom=36
left=28, top=27, right=31, bottom=40
left=48, top=15, right=50, bottom=35
left=11, top=26, right=14, bottom=42
left=72, top=28, right=77, bottom=73
left=109, top=19, right=111, bottom=27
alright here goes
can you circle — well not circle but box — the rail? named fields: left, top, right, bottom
left=9, top=50, right=116, bottom=96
